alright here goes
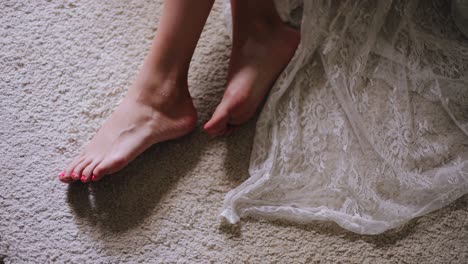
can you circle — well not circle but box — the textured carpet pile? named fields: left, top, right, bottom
left=1, top=0, right=467, bottom=263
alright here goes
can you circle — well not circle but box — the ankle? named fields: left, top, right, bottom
left=140, top=53, right=189, bottom=85
left=251, top=17, right=283, bottom=35
left=234, top=19, right=291, bottom=49
left=130, top=68, right=190, bottom=105
left=144, top=42, right=192, bottom=83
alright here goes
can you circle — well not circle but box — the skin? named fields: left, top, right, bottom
left=203, top=0, right=301, bottom=136
left=59, top=0, right=300, bottom=183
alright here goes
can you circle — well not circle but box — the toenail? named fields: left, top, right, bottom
left=91, top=175, right=96, bottom=181
left=58, top=172, right=65, bottom=177
left=80, top=176, right=86, bottom=182
left=71, top=172, right=77, bottom=177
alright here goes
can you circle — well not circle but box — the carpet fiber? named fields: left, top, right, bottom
left=1, top=0, right=467, bottom=263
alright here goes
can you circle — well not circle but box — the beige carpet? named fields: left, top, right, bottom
left=1, top=0, right=467, bottom=263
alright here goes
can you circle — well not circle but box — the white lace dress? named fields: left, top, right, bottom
left=220, top=0, right=468, bottom=235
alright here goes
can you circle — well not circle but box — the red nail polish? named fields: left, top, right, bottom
left=71, top=172, right=76, bottom=177
left=58, top=172, right=65, bottom=177
left=91, top=175, right=96, bottom=181
left=81, top=176, right=86, bottom=182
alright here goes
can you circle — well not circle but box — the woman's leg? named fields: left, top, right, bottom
left=59, top=0, right=215, bottom=183
left=204, top=0, right=300, bottom=136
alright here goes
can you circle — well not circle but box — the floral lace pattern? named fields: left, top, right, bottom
left=221, top=0, right=468, bottom=234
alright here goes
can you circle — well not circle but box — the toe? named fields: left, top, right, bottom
left=204, top=104, right=230, bottom=136
left=64, top=155, right=85, bottom=178
left=224, top=125, right=239, bottom=136
left=58, top=171, right=73, bottom=183
left=72, top=159, right=92, bottom=181
left=91, top=173, right=103, bottom=182
left=94, top=155, right=128, bottom=177
left=60, top=177, right=74, bottom=183
left=92, top=163, right=109, bottom=182
left=81, top=159, right=101, bottom=183
left=219, top=126, right=231, bottom=137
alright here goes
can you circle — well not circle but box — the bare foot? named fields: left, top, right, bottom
left=58, top=72, right=197, bottom=183
left=203, top=23, right=300, bottom=136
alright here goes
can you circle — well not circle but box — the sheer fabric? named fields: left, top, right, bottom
left=220, top=0, right=468, bottom=234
